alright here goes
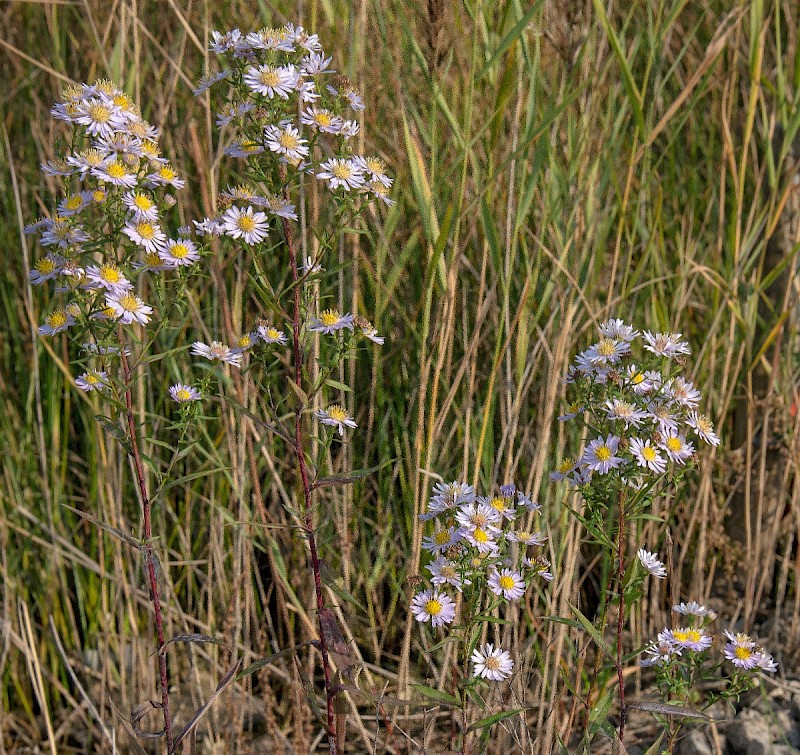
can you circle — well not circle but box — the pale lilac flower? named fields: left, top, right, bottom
left=308, top=310, right=355, bottom=334
left=427, top=557, right=469, bottom=592
left=673, top=601, right=713, bottom=618
left=666, top=627, right=712, bottom=652
left=421, top=526, right=461, bottom=554
left=686, top=412, right=720, bottom=447
left=191, top=341, right=243, bottom=367
left=629, top=437, right=667, bottom=474
left=169, top=384, right=202, bottom=403
left=243, top=64, right=299, bottom=98
left=660, top=434, right=694, bottom=464
left=257, top=325, right=288, bottom=345
left=642, top=331, right=691, bottom=358
left=637, top=549, right=667, bottom=579
left=581, top=434, right=623, bottom=474
left=159, top=238, right=200, bottom=267
left=316, top=158, right=365, bottom=190
left=471, top=644, right=513, bottom=681
left=315, top=405, right=357, bottom=435
left=264, top=123, right=309, bottom=162
left=222, top=206, right=269, bottom=245
left=76, top=371, right=108, bottom=392
left=411, top=589, right=456, bottom=628
left=106, top=292, right=152, bottom=325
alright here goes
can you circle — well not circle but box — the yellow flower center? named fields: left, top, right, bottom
left=434, top=531, right=450, bottom=546
left=158, top=166, right=177, bottom=181
left=47, top=311, right=67, bottom=328
left=632, top=372, right=645, bottom=384
left=265, top=328, right=280, bottom=339
left=314, top=111, right=332, bottom=126
left=175, top=389, right=192, bottom=401
left=470, top=512, right=489, bottom=527
left=440, top=566, right=457, bottom=580
left=237, top=215, right=257, bottom=232
left=695, top=415, right=713, bottom=433
left=327, top=406, right=348, bottom=422
left=133, top=194, right=153, bottom=211
left=65, top=195, right=83, bottom=210
left=642, top=447, right=657, bottom=461
left=484, top=656, right=501, bottom=671
left=113, top=93, right=133, bottom=109
left=489, top=497, right=506, bottom=512
left=237, top=335, right=252, bottom=348
left=319, top=310, right=341, bottom=326
left=666, top=437, right=682, bottom=452
left=515, top=531, right=532, bottom=541
left=141, top=141, right=159, bottom=157
left=107, top=162, right=127, bottom=179
left=100, top=264, right=121, bottom=283
left=83, top=149, right=106, bottom=166
left=473, top=528, right=489, bottom=543
left=498, top=575, right=515, bottom=590
left=136, top=222, right=155, bottom=240
left=424, top=599, right=442, bottom=616
left=558, top=458, right=574, bottom=474
left=278, top=132, right=300, bottom=150
left=332, top=164, right=353, bottom=180
left=597, top=338, right=616, bottom=357
left=118, top=294, right=139, bottom=312
left=259, top=69, right=281, bottom=87
left=85, top=373, right=99, bottom=385
left=595, top=446, right=612, bottom=462
left=144, top=252, right=161, bottom=266
left=170, top=243, right=189, bottom=259
left=87, top=103, right=111, bottom=123
left=366, top=157, right=385, bottom=174
left=92, top=190, right=106, bottom=202
left=36, top=259, right=55, bottom=274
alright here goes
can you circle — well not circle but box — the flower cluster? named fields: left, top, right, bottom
left=640, top=600, right=777, bottom=675
left=553, top=320, right=719, bottom=489
left=28, top=79, right=204, bottom=401
left=412, top=481, right=552, bottom=682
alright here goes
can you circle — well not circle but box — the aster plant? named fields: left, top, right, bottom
left=553, top=319, right=721, bottom=745
left=188, top=23, right=392, bottom=754
left=412, top=480, right=552, bottom=749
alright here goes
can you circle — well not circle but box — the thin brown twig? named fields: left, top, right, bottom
left=616, top=489, right=627, bottom=745
left=119, top=337, right=174, bottom=752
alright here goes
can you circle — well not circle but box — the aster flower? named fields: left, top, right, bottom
left=422, top=526, right=460, bottom=554
left=686, top=411, right=720, bottom=447
left=40, top=221, right=89, bottom=248
left=29, top=254, right=65, bottom=285
left=222, top=205, right=270, bottom=245
left=461, top=526, right=500, bottom=555
left=74, top=98, right=126, bottom=138
left=517, top=492, right=541, bottom=513
left=642, top=331, right=691, bottom=358
left=581, top=434, right=623, bottom=474
left=752, top=650, right=778, bottom=672
left=122, top=191, right=159, bottom=221
left=315, top=405, right=357, bottom=435
left=299, top=256, right=324, bottom=275
left=629, top=437, right=667, bottom=474
left=300, top=106, right=343, bottom=133
left=606, top=399, right=649, bottom=428
left=257, top=324, right=288, bottom=345
left=85, top=263, right=132, bottom=295
left=75, top=371, right=109, bottom=392
left=665, top=377, right=701, bottom=408
left=481, top=494, right=517, bottom=521
left=123, top=220, right=167, bottom=252
left=660, top=434, right=694, bottom=464
left=146, top=164, right=185, bottom=189
left=637, top=548, right=667, bottom=579
left=454, top=502, right=501, bottom=531
left=192, top=69, right=230, bottom=96
left=57, top=192, right=92, bottom=217
left=507, top=529, right=546, bottom=546
left=231, top=332, right=259, bottom=354
left=640, top=635, right=682, bottom=667
left=38, top=308, right=76, bottom=335
left=549, top=457, right=576, bottom=482
left=308, top=310, right=355, bottom=334
left=159, top=238, right=200, bottom=267
left=410, top=589, right=456, bottom=628
left=169, top=384, right=202, bottom=403
left=300, top=51, right=333, bottom=74
left=426, top=557, right=469, bottom=592
left=190, top=341, right=243, bottom=367
left=471, top=644, right=514, bottom=681
left=316, top=158, right=365, bottom=191
left=258, top=194, right=298, bottom=220
left=225, top=141, right=265, bottom=158
left=91, top=160, right=138, bottom=188
left=243, top=64, right=299, bottom=98
left=488, top=568, right=526, bottom=600
left=360, top=324, right=385, bottom=344
left=673, top=601, right=713, bottom=618
left=264, top=123, right=309, bottom=162
left=599, top=319, right=638, bottom=341
left=523, top=555, right=554, bottom=581
left=586, top=337, right=631, bottom=366
left=106, top=292, right=153, bottom=325
left=626, top=364, right=654, bottom=394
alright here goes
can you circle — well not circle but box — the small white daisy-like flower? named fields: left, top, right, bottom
left=243, top=64, right=299, bottom=98
left=673, top=601, right=713, bottom=618
left=587, top=337, right=630, bottom=366
left=599, top=318, right=638, bottom=341
left=507, top=529, right=546, bottom=546
left=90, top=160, right=138, bottom=188
left=722, top=630, right=757, bottom=670
left=421, top=481, right=477, bottom=520
left=410, top=589, right=456, bottom=628
left=642, top=331, right=691, bottom=358
left=300, top=106, right=343, bottom=133
left=299, top=256, right=324, bottom=274
left=637, top=548, right=667, bottom=579
left=257, top=194, right=298, bottom=220
left=40, top=220, right=89, bottom=248
left=257, top=325, right=288, bottom=345
left=264, top=123, right=309, bottom=163
left=209, top=29, right=242, bottom=54
left=354, top=156, right=392, bottom=187
left=455, top=502, right=502, bottom=531
left=29, top=254, right=65, bottom=285
left=122, top=191, right=159, bottom=221
left=159, top=238, right=200, bottom=267
left=685, top=411, right=720, bottom=447
left=523, top=555, right=554, bottom=581
left=550, top=457, right=576, bottom=482
left=422, top=526, right=461, bottom=554
left=225, top=141, right=265, bottom=158
left=85, top=263, right=132, bottom=295
left=665, top=377, right=702, bottom=409
left=517, top=492, right=541, bottom=513
left=660, top=434, right=694, bottom=464
left=648, top=402, right=679, bottom=436
left=222, top=206, right=270, bottom=245
left=666, top=627, right=712, bottom=652
left=626, top=364, right=654, bottom=394
left=482, top=494, right=517, bottom=521
left=606, top=399, right=649, bottom=428
left=106, top=292, right=152, bottom=325
left=315, top=405, right=357, bottom=435
left=169, top=384, right=202, bottom=403
left=146, top=164, right=185, bottom=189
left=316, top=158, right=365, bottom=191
left=753, top=650, right=778, bottom=672
left=300, top=50, right=333, bottom=74
left=308, top=309, right=355, bottom=334
left=123, top=220, right=167, bottom=252
left=190, top=341, right=243, bottom=367
left=629, top=437, right=667, bottom=474
left=366, top=179, right=395, bottom=206
left=471, top=643, right=514, bottom=681
left=192, top=69, right=230, bottom=96
left=488, top=568, right=526, bottom=600
left=74, top=98, right=125, bottom=138
left=57, top=192, right=92, bottom=217
left=462, top=526, right=500, bottom=555
left=38, top=308, right=76, bottom=335
left=76, top=371, right=108, bottom=392
left=231, top=332, right=259, bottom=354
left=215, top=101, right=255, bottom=127
left=358, top=323, right=384, bottom=344
left=640, top=636, right=681, bottom=667
left=427, top=557, right=470, bottom=592
left=581, top=434, right=623, bottom=474
left=193, top=217, right=225, bottom=236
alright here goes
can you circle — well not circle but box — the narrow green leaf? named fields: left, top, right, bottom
left=410, top=684, right=460, bottom=707
left=478, top=1, right=544, bottom=80
left=467, top=707, right=528, bottom=732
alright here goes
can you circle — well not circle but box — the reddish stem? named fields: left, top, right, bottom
left=119, top=341, right=174, bottom=752
left=279, top=174, right=338, bottom=754
left=616, top=490, right=626, bottom=745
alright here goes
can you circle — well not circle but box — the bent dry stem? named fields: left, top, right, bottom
left=281, top=184, right=338, bottom=754
left=120, top=341, right=174, bottom=751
